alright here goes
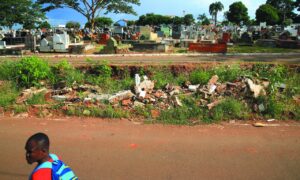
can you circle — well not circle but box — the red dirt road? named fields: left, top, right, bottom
left=0, top=117, right=300, bottom=180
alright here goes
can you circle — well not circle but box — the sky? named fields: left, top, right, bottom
left=46, top=0, right=265, bottom=26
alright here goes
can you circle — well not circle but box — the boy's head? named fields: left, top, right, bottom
left=25, top=132, right=50, bottom=164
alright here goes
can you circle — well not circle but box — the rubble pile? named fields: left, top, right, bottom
left=14, top=73, right=278, bottom=119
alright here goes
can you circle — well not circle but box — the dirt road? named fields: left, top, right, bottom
left=0, top=117, right=300, bottom=180
left=1, top=53, right=300, bottom=66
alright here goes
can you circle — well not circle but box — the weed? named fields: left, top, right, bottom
left=210, top=98, right=248, bottom=121
left=26, top=92, right=47, bottom=105
left=190, top=69, right=211, bottom=85
left=151, top=68, right=175, bottom=89
left=14, top=56, right=51, bottom=87
left=0, top=82, right=20, bottom=107
left=264, top=97, right=285, bottom=119
left=0, top=60, right=16, bottom=81
left=65, top=105, right=129, bottom=118
left=213, top=64, right=242, bottom=82
left=13, top=105, right=27, bottom=114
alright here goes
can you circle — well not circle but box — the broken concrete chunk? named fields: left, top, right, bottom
left=133, top=101, right=145, bottom=108
left=207, top=100, right=221, bottom=110
left=246, top=78, right=266, bottom=98
left=17, top=88, right=48, bottom=104
left=208, top=84, right=217, bottom=94
left=109, top=90, right=135, bottom=103
left=169, top=89, right=180, bottom=96
left=88, top=93, right=111, bottom=101
left=52, top=95, right=67, bottom=102
left=208, top=75, right=219, bottom=85
left=174, top=96, right=183, bottom=107
left=188, top=84, right=200, bottom=92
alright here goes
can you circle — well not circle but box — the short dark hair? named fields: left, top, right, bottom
left=27, top=132, right=50, bottom=151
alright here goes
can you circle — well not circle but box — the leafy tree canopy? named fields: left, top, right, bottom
left=197, top=14, right=210, bottom=25
left=256, top=4, right=279, bottom=25
left=0, top=0, right=45, bottom=29
left=38, top=21, right=51, bottom=29
left=266, top=0, right=296, bottom=24
left=226, top=1, right=250, bottom=25
left=37, top=0, right=140, bottom=31
left=183, top=14, right=195, bottom=26
left=66, top=21, right=81, bottom=29
left=85, top=17, right=113, bottom=28
left=209, top=1, right=224, bottom=25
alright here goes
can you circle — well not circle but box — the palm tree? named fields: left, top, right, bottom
left=209, top=1, right=224, bottom=25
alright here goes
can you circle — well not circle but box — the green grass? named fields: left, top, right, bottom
left=0, top=82, right=20, bottom=107
left=210, top=98, right=249, bottom=121
left=228, top=45, right=300, bottom=53
left=26, top=93, right=47, bottom=105
left=190, top=69, right=211, bottom=85
left=65, top=105, right=129, bottom=118
left=13, top=105, right=27, bottom=114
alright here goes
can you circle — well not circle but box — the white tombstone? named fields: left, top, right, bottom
left=39, top=38, right=52, bottom=52
left=0, top=41, right=6, bottom=49
left=53, top=31, right=70, bottom=52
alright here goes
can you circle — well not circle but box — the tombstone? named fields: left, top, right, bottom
left=101, top=38, right=118, bottom=54
left=39, top=38, right=52, bottom=52
left=239, top=32, right=252, bottom=45
left=0, top=41, right=6, bottom=49
left=25, top=34, right=37, bottom=52
left=53, top=32, right=70, bottom=52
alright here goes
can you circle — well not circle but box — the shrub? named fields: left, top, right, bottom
left=264, top=97, right=285, bottom=119
left=213, top=64, right=242, bottom=82
left=0, top=60, right=16, bottom=80
left=210, top=98, right=248, bottom=121
left=190, top=69, right=211, bottom=85
left=94, top=61, right=112, bottom=78
left=14, top=57, right=51, bottom=87
left=51, top=60, right=84, bottom=87
left=0, top=82, right=20, bottom=107
left=151, top=68, right=174, bottom=89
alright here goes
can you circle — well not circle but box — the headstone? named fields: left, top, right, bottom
left=0, top=41, right=6, bottom=49
left=53, top=32, right=70, bottom=52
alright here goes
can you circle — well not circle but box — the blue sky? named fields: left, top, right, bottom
left=47, top=0, right=265, bottom=26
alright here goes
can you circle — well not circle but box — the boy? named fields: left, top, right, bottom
left=25, top=132, right=78, bottom=180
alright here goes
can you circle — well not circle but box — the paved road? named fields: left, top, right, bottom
left=0, top=117, right=300, bottom=180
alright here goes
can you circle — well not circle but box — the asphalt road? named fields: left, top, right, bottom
left=0, top=117, right=300, bottom=180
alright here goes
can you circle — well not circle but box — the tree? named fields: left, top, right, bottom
left=127, top=20, right=136, bottom=26
left=226, top=1, right=250, bottom=25
left=266, top=0, right=295, bottom=24
left=85, top=17, right=113, bottom=28
left=66, top=21, right=81, bottom=29
left=0, top=0, right=45, bottom=29
left=183, top=14, right=195, bottom=26
left=37, top=0, right=140, bottom=31
left=38, top=21, right=52, bottom=29
left=296, top=0, right=300, bottom=11
left=198, top=14, right=210, bottom=25
left=136, top=13, right=173, bottom=26
left=209, top=1, right=224, bottom=25
left=256, top=4, right=279, bottom=25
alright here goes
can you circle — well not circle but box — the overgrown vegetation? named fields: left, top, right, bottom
left=0, top=57, right=299, bottom=124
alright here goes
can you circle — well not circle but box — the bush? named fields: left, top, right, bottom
left=0, top=60, right=16, bottom=81
left=213, top=64, right=242, bottom=82
left=0, top=82, right=20, bottom=107
left=51, top=60, right=84, bottom=87
left=211, top=98, right=248, bottom=121
left=14, top=57, right=51, bottom=87
left=190, top=69, right=211, bottom=85
left=151, top=68, right=174, bottom=89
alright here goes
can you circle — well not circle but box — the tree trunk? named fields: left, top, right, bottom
left=215, top=14, right=217, bottom=26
